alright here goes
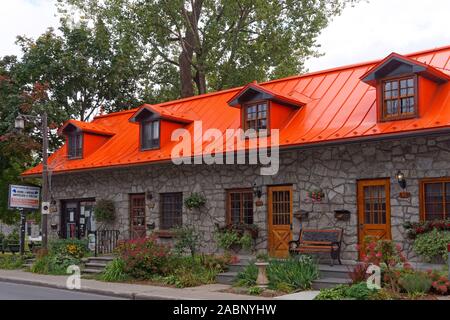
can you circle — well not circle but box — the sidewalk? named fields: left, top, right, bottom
left=0, top=270, right=271, bottom=300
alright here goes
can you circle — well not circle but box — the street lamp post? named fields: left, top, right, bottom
left=15, top=112, right=49, bottom=249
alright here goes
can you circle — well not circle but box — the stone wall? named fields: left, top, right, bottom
left=47, top=134, right=450, bottom=263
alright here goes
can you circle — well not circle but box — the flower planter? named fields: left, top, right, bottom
left=334, top=210, right=351, bottom=221
left=294, top=210, right=309, bottom=220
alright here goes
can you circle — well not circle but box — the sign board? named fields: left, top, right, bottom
left=8, top=184, right=40, bottom=210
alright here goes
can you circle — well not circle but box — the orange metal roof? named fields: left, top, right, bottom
left=59, top=119, right=115, bottom=136
left=23, top=45, right=450, bottom=176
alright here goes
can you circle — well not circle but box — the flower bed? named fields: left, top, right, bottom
left=317, top=239, right=450, bottom=300
left=100, top=236, right=233, bottom=288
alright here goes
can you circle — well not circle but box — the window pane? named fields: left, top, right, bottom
left=160, top=193, right=182, bottom=229
left=407, top=78, right=414, bottom=87
left=400, top=79, right=408, bottom=88
left=385, top=82, right=391, bottom=91
left=228, top=190, right=253, bottom=225
left=424, top=183, right=444, bottom=221
left=152, top=121, right=159, bottom=139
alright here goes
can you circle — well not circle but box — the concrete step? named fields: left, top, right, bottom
left=312, top=277, right=352, bottom=290
left=216, top=271, right=239, bottom=285
left=85, top=262, right=108, bottom=270
left=227, top=263, right=248, bottom=273
left=318, top=264, right=353, bottom=280
left=82, top=268, right=103, bottom=274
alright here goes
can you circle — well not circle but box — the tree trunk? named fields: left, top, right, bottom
left=195, top=69, right=207, bottom=95
left=179, top=43, right=194, bottom=98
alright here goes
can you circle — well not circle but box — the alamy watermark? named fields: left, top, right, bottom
left=170, top=121, right=280, bottom=176
left=66, top=265, right=81, bottom=290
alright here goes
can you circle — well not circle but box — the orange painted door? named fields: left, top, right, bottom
left=357, top=179, right=392, bottom=258
left=268, top=186, right=293, bottom=258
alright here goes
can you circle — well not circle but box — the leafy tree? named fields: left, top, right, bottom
left=59, top=0, right=359, bottom=98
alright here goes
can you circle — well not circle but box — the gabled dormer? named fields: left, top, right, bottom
left=227, top=81, right=306, bottom=135
left=59, top=120, right=115, bottom=159
left=361, top=53, right=450, bottom=122
left=129, top=104, right=193, bottom=151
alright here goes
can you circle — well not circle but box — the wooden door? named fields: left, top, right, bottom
left=268, top=186, right=293, bottom=258
left=357, top=179, right=392, bottom=258
left=62, top=201, right=80, bottom=239
left=130, top=194, right=146, bottom=239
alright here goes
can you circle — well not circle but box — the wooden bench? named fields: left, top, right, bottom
left=289, top=229, right=343, bottom=265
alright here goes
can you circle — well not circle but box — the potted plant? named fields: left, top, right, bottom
left=184, top=193, right=207, bottom=210
left=308, top=189, right=325, bottom=202
left=214, top=227, right=254, bottom=254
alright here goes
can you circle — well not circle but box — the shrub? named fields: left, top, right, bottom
left=0, top=255, right=24, bottom=269
left=267, top=256, right=319, bottom=292
left=235, top=263, right=258, bottom=287
left=315, top=283, right=378, bottom=300
left=94, top=199, right=116, bottom=224
left=184, top=193, right=206, bottom=210
left=173, top=226, right=202, bottom=256
left=360, top=239, right=410, bottom=293
left=31, top=239, right=89, bottom=275
left=236, top=256, right=319, bottom=293
left=101, top=258, right=129, bottom=282
left=349, top=263, right=369, bottom=284
left=427, top=270, right=450, bottom=295
left=413, top=229, right=450, bottom=262
left=399, top=271, right=432, bottom=295
left=116, top=237, right=173, bottom=279
left=248, top=286, right=263, bottom=295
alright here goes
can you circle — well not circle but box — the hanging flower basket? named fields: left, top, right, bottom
left=308, top=189, right=325, bottom=202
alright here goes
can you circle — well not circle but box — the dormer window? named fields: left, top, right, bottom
left=141, top=120, right=160, bottom=150
left=68, top=133, right=82, bottom=159
left=244, top=102, right=268, bottom=132
left=382, top=76, right=417, bottom=120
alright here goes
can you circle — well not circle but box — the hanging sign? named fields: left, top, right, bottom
left=8, top=184, right=40, bottom=210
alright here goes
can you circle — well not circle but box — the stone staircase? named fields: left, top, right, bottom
left=22, top=257, right=35, bottom=269
left=82, top=256, right=114, bottom=275
left=215, top=256, right=253, bottom=285
left=312, top=264, right=353, bottom=290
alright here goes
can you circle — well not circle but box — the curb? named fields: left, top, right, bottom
left=0, top=276, right=137, bottom=300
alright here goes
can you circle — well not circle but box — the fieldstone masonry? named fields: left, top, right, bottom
left=47, top=134, right=450, bottom=263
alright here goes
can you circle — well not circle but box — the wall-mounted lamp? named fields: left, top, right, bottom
left=146, top=191, right=153, bottom=201
left=14, top=115, right=25, bottom=130
left=253, top=182, right=262, bottom=199
left=396, top=171, right=407, bottom=190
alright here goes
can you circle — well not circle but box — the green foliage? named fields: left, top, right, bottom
left=235, top=263, right=258, bottom=287
left=236, top=256, right=319, bottom=293
left=248, top=286, right=263, bottom=296
left=173, top=226, right=202, bottom=256
left=399, top=271, right=432, bottom=295
left=93, top=199, right=116, bottom=224
left=31, top=239, right=89, bottom=275
left=0, top=254, right=24, bottom=269
left=315, top=283, right=379, bottom=300
left=413, top=229, right=450, bottom=262
left=214, top=229, right=254, bottom=252
left=59, top=0, right=358, bottom=97
left=266, top=256, right=319, bottom=292
left=184, top=193, right=206, bottom=210
left=101, top=258, right=129, bottom=282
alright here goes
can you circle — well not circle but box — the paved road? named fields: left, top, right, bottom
left=0, top=281, right=125, bottom=300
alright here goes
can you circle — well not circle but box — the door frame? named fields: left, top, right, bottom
left=60, top=198, right=95, bottom=239
left=357, top=178, right=392, bottom=259
left=267, top=185, right=293, bottom=258
left=129, top=193, right=146, bottom=239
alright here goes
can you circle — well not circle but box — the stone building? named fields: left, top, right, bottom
left=23, top=46, right=450, bottom=263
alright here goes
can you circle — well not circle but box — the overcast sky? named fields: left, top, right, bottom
left=1, top=0, right=449, bottom=72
